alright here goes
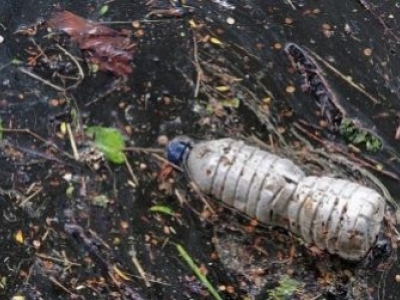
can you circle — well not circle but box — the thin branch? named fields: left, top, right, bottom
left=19, top=186, right=43, bottom=207
left=124, top=156, right=139, bottom=186
left=0, top=127, right=75, bottom=160
left=19, top=67, right=66, bottom=92
left=55, top=43, right=85, bottom=85
left=192, top=34, right=202, bottom=98
left=66, top=123, right=80, bottom=160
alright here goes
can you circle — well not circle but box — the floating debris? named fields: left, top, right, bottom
left=167, top=137, right=387, bottom=261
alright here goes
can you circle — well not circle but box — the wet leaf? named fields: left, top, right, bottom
left=48, top=10, right=134, bottom=77
left=189, top=19, right=197, bottom=28
left=366, top=138, right=382, bottom=152
left=150, top=205, right=175, bottom=216
left=339, top=118, right=354, bottom=134
left=99, top=5, right=109, bottom=16
left=15, top=230, right=24, bottom=244
left=221, top=98, right=240, bottom=109
left=91, top=194, right=110, bottom=207
left=352, top=132, right=366, bottom=144
left=60, top=122, right=67, bottom=135
left=0, top=276, right=6, bottom=289
left=267, top=276, right=302, bottom=300
left=11, top=59, right=23, bottom=65
left=339, top=118, right=382, bottom=152
left=88, top=63, right=100, bottom=73
left=113, top=265, right=131, bottom=281
left=70, top=108, right=80, bottom=130
left=48, top=10, right=119, bottom=38
left=66, top=184, right=74, bottom=198
left=85, top=126, right=126, bottom=164
left=210, top=37, right=223, bottom=45
left=215, top=86, right=230, bottom=92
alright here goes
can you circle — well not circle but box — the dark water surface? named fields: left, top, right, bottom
left=0, top=0, right=399, bottom=299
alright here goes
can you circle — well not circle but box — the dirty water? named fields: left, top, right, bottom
left=0, top=0, right=399, bottom=299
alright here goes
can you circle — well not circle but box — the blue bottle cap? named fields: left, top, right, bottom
left=166, top=136, right=193, bottom=165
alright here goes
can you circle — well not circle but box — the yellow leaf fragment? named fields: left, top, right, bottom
left=60, top=122, right=67, bottom=135
left=189, top=19, right=197, bottom=28
left=113, top=265, right=131, bottom=281
left=15, top=230, right=24, bottom=244
left=210, top=37, right=223, bottom=45
left=215, top=86, right=230, bottom=92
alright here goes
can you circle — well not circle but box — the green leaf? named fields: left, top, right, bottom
left=70, top=108, right=80, bottom=130
left=11, top=59, right=23, bottom=65
left=339, top=118, right=356, bottom=136
left=91, top=194, right=110, bottom=207
left=267, top=276, right=302, bottom=300
left=150, top=205, right=175, bottom=216
left=85, top=126, right=125, bottom=164
left=176, top=244, right=223, bottom=300
left=352, top=132, right=366, bottom=144
left=366, top=137, right=382, bottom=152
left=221, top=97, right=240, bottom=109
left=88, top=63, right=100, bottom=73
left=66, top=184, right=74, bottom=198
left=339, top=118, right=382, bottom=153
left=99, top=5, right=109, bottom=16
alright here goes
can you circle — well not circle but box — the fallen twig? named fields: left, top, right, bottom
left=130, top=249, right=151, bottom=287
left=19, top=67, right=66, bottom=92
left=49, top=275, right=77, bottom=296
left=35, top=253, right=81, bottom=266
left=0, top=127, right=75, bottom=160
left=124, top=146, right=165, bottom=154
left=55, top=44, right=85, bottom=87
left=19, top=186, right=43, bottom=207
left=124, top=156, right=139, bottom=186
left=192, top=34, right=202, bottom=98
left=66, top=123, right=80, bottom=160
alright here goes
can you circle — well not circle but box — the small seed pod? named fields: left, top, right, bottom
left=166, top=137, right=386, bottom=261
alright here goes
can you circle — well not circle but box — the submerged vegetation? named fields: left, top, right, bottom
left=340, top=118, right=383, bottom=152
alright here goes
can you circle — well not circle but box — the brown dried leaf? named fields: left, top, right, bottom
left=48, top=10, right=120, bottom=38
left=48, top=10, right=135, bottom=77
